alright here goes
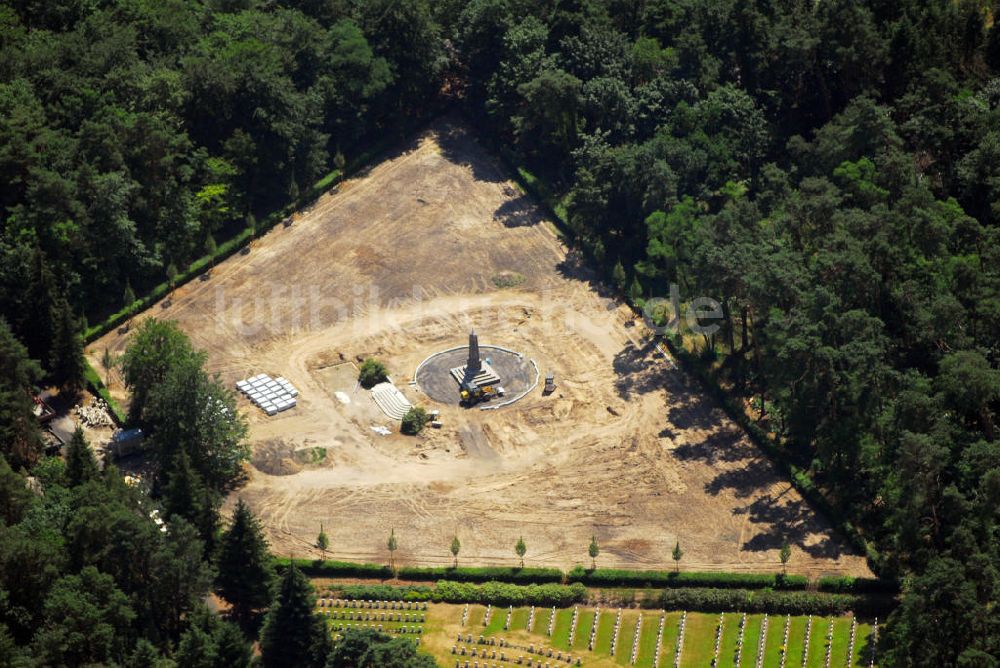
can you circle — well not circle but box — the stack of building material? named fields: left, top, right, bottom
left=235, top=374, right=299, bottom=416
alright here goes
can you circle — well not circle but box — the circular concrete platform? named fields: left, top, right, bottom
left=415, top=345, right=535, bottom=406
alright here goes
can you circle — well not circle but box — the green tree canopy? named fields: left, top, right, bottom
left=259, top=563, right=329, bottom=668
left=327, top=627, right=437, bottom=667
left=31, top=566, right=135, bottom=667
left=216, top=499, right=275, bottom=627
left=65, top=427, right=99, bottom=487
left=0, top=319, right=43, bottom=470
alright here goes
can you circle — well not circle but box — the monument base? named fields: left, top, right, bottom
left=449, top=361, right=501, bottom=387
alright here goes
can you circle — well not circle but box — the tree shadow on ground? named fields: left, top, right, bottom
left=555, top=250, right=617, bottom=300
left=737, top=492, right=851, bottom=560
left=855, top=630, right=878, bottom=666
left=434, top=118, right=506, bottom=184
left=704, top=458, right=776, bottom=498
left=493, top=196, right=539, bottom=227
left=613, top=340, right=669, bottom=399
left=341, top=130, right=421, bottom=183
left=672, top=427, right=757, bottom=466
left=666, top=391, right=727, bottom=431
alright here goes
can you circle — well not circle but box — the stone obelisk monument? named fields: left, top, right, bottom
left=467, top=329, right=482, bottom=374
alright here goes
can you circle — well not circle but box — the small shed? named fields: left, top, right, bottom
left=106, top=428, right=145, bottom=459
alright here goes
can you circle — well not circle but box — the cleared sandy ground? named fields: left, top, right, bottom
left=88, top=116, right=870, bottom=576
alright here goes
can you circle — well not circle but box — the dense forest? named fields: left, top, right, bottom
left=1, top=0, right=999, bottom=665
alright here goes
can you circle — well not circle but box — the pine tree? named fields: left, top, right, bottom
left=216, top=499, right=276, bottom=627
left=213, top=620, right=252, bottom=668
left=174, top=606, right=240, bottom=668
left=22, top=247, right=58, bottom=363
left=125, top=639, right=169, bottom=668
left=162, top=449, right=218, bottom=552
left=259, top=563, right=328, bottom=668
left=175, top=620, right=216, bottom=668
left=450, top=535, right=461, bottom=568
left=65, top=428, right=98, bottom=487
left=588, top=535, right=599, bottom=570
left=0, top=319, right=44, bottom=470
left=49, top=297, right=85, bottom=393
left=515, top=536, right=526, bottom=568
left=672, top=541, right=683, bottom=572
left=0, top=453, right=34, bottom=525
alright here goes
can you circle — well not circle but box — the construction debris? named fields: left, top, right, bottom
left=73, top=398, right=114, bottom=428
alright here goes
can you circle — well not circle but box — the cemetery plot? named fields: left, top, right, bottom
left=408, top=603, right=879, bottom=668
left=88, top=114, right=869, bottom=576
left=316, top=596, right=429, bottom=641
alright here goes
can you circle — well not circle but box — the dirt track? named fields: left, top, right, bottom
left=88, top=116, right=870, bottom=576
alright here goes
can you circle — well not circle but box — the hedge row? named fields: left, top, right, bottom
left=566, top=566, right=807, bottom=590
left=817, top=575, right=899, bottom=594
left=280, top=556, right=895, bottom=594
left=275, top=558, right=393, bottom=580
left=334, top=580, right=588, bottom=607
left=398, top=565, right=563, bottom=584
left=276, top=559, right=563, bottom=584
left=641, top=588, right=895, bottom=617
left=277, top=556, right=847, bottom=591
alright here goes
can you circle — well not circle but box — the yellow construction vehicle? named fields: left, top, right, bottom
left=460, top=381, right=496, bottom=405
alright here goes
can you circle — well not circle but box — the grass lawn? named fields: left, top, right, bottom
left=484, top=605, right=507, bottom=636
left=784, top=616, right=809, bottom=667
left=634, top=612, right=663, bottom=668
left=806, top=616, right=830, bottom=667
left=593, top=609, right=616, bottom=655
left=551, top=608, right=575, bottom=650
left=739, top=614, right=764, bottom=668
left=762, top=614, right=788, bottom=667
left=853, top=622, right=875, bottom=667
left=614, top=612, right=638, bottom=664
left=680, top=611, right=718, bottom=667
left=828, top=616, right=853, bottom=666
left=531, top=606, right=550, bottom=635
left=398, top=603, right=880, bottom=668
left=509, top=607, right=530, bottom=632
left=574, top=609, right=596, bottom=652
left=715, top=613, right=741, bottom=668
left=465, top=604, right=484, bottom=629
left=660, top=612, right=683, bottom=664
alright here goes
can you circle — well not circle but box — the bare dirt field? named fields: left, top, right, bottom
left=88, top=115, right=870, bottom=576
